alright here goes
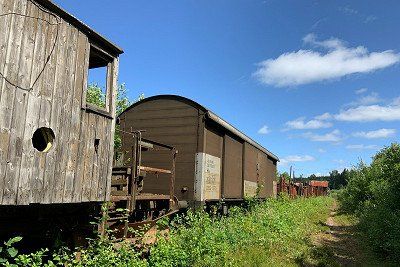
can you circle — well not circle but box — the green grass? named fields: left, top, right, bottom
left=149, top=195, right=334, bottom=267
left=2, top=196, right=334, bottom=266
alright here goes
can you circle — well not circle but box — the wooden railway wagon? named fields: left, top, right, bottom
left=118, top=95, right=279, bottom=208
left=0, top=0, right=122, bottom=246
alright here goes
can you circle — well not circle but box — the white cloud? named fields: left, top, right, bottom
left=335, top=103, right=400, bottom=122
left=253, top=34, right=399, bottom=87
left=347, top=92, right=382, bottom=107
left=346, top=144, right=378, bottom=150
left=285, top=117, right=333, bottom=130
left=279, top=155, right=315, bottom=166
left=353, top=128, right=396, bottom=139
left=391, top=97, right=400, bottom=106
left=355, top=88, right=368, bottom=94
left=318, top=148, right=326, bottom=153
left=303, top=129, right=342, bottom=142
left=314, top=112, right=332, bottom=121
left=258, top=125, right=270, bottom=134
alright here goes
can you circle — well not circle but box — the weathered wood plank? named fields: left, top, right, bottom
left=63, top=31, right=86, bottom=203
left=0, top=0, right=16, bottom=203
left=105, top=58, right=119, bottom=201
left=17, top=3, right=43, bottom=205
left=32, top=10, right=59, bottom=203
left=89, top=115, right=101, bottom=201
left=81, top=112, right=96, bottom=202
left=1, top=0, right=29, bottom=205
left=97, top=117, right=110, bottom=200
left=42, top=20, right=68, bottom=204
left=72, top=40, right=90, bottom=203
left=51, top=24, right=78, bottom=203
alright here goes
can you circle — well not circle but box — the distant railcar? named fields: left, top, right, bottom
left=118, top=95, right=279, bottom=208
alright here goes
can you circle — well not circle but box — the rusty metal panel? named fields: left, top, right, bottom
left=222, top=135, right=243, bottom=199
left=309, top=180, right=329, bottom=187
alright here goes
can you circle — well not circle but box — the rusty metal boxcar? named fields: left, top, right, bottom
left=118, top=95, right=279, bottom=207
left=0, top=0, right=123, bottom=205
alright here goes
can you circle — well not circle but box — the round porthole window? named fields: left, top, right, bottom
left=32, top=127, right=55, bottom=153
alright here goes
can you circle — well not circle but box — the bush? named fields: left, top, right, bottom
left=338, top=143, right=400, bottom=261
left=5, top=196, right=333, bottom=266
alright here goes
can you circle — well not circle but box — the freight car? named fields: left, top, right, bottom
left=117, top=95, right=280, bottom=211
left=0, top=0, right=122, bottom=247
left=277, top=176, right=329, bottom=197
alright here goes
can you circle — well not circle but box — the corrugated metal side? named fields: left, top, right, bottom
left=119, top=99, right=199, bottom=201
left=223, top=134, right=243, bottom=199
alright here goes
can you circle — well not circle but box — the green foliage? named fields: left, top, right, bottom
left=86, top=83, right=106, bottom=108
left=338, top=143, right=400, bottom=261
left=8, top=197, right=333, bottom=266
left=294, top=168, right=349, bottom=190
left=86, top=83, right=144, bottom=151
left=148, top=196, right=333, bottom=266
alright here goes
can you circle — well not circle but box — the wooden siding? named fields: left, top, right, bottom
left=265, top=158, right=276, bottom=197
left=243, top=143, right=258, bottom=183
left=0, top=0, right=117, bottom=205
left=257, top=151, right=268, bottom=198
left=222, top=134, right=243, bottom=199
left=119, top=96, right=277, bottom=203
left=119, top=99, right=200, bottom=201
left=204, top=125, right=223, bottom=159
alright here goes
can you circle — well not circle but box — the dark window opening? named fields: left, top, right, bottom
left=87, top=45, right=113, bottom=110
left=94, top=138, right=100, bottom=153
left=32, top=127, right=55, bottom=153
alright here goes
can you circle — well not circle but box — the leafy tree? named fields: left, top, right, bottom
left=86, top=83, right=106, bottom=108
left=86, top=83, right=143, bottom=150
left=338, top=143, right=400, bottom=260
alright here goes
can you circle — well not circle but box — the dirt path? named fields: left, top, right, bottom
left=305, top=201, right=381, bottom=267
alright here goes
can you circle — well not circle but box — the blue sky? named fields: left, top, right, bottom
left=56, top=0, right=400, bottom=177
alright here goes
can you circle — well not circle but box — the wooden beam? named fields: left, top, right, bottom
left=139, top=166, right=172, bottom=175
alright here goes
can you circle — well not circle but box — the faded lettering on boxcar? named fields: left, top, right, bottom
left=244, top=180, right=257, bottom=197
left=194, top=153, right=221, bottom=201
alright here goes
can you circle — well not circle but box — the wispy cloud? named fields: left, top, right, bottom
left=339, top=6, right=377, bottom=24
left=253, top=34, right=399, bottom=87
left=355, top=88, right=368, bottom=94
left=285, top=116, right=333, bottom=130
left=346, top=92, right=382, bottom=107
left=318, top=148, right=326, bottom=153
left=346, top=144, right=378, bottom=150
left=353, top=128, right=396, bottom=139
left=280, top=155, right=315, bottom=166
left=258, top=125, right=270, bottom=134
left=303, top=129, right=342, bottom=142
left=314, top=112, right=332, bottom=121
